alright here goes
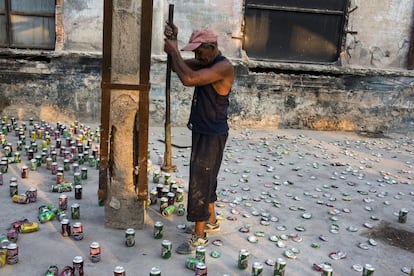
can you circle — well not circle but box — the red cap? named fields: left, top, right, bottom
left=181, top=28, right=218, bottom=51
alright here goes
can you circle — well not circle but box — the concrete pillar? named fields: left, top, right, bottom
left=102, top=0, right=149, bottom=229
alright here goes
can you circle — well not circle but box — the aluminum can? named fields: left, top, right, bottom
left=167, top=192, right=175, bottom=206
left=176, top=188, right=184, bottom=202
left=6, top=243, right=18, bottom=265
left=81, top=167, right=88, bottom=180
left=75, top=185, right=82, bottom=200
left=9, top=182, right=18, bottom=197
left=274, top=257, right=287, bottom=276
left=153, top=221, right=163, bottom=239
left=56, top=172, right=64, bottom=184
left=90, top=242, right=101, bottom=263
left=73, top=172, right=81, bottom=185
left=398, top=208, right=408, bottom=223
left=195, top=245, right=206, bottom=263
left=0, top=234, right=9, bottom=248
left=72, top=222, right=84, bottom=241
left=73, top=256, right=84, bottom=276
left=160, top=197, right=168, bottom=213
left=156, top=184, right=164, bottom=198
left=161, top=239, right=172, bottom=259
left=161, top=188, right=169, bottom=198
left=362, top=264, right=375, bottom=276
left=238, top=249, right=250, bottom=270
left=185, top=257, right=201, bottom=271
left=0, top=172, right=3, bottom=185
left=114, top=266, right=126, bottom=276
left=150, top=267, right=161, bottom=276
left=153, top=170, right=160, bottom=183
left=0, top=248, right=6, bottom=267
left=125, top=228, right=135, bottom=247
left=164, top=173, right=171, bottom=185
left=71, top=203, right=80, bottom=219
left=51, top=162, right=58, bottom=174
left=176, top=204, right=185, bottom=216
left=252, top=262, right=263, bottom=276
left=27, top=187, right=37, bottom=202
left=14, top=152, right=21, bottom=163
left=321, top=264, right=333, bottom=276
left=195, top=262, right=207, bottom=276
left=61, top=219, right=71, bottom=237
left=59, top=194, right=68, bottom=210
left=162, top=205, right=175, bottom=217
left=150, top=189, right=158, bottom=205
left=21, top=166, right=29, bottom=178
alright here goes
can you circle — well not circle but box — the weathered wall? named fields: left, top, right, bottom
left=1, top=0, right=414, bottom=133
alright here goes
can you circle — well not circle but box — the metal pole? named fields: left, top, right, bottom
left=162, top=3, right=177, bottom=173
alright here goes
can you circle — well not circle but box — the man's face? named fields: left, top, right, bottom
left=193, top=43, right=216, bottom=65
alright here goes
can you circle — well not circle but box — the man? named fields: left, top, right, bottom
left=164, top=25, right=234, bottom=254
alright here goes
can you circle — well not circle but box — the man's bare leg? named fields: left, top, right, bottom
left=208, top=202, right=216, bottom=224
left=195, top=221, right=205, bottom=237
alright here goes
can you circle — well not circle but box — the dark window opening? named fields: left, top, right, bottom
left=243, top=0, right=348, bottom=64
left=0, top=0, right=56, bottom=50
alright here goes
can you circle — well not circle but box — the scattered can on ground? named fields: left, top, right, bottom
left=160, top=197, right=168, bottom=213
left=6, top=243, right=18, bottom=265
left=185, top=257, right=201, bottom=271
left=0, top=248, right=6, bottom=267
left=398, top=208, right=408, bottom=223
left=252, top=261, right=263, bottom=276
left=195, top=245, right=206, bottom=263
left=72, top=222, right=84, bottom=241
left=150, top=189, right=158, bottom=205
left=75, top=185, right=82, bottom=200
left=175, top=188, right=184, bottom=203
left=162, top=205, right=175, bottom=217
left=167, top=192, right=175, bottom=206
left=125, top=228, right=135, bottom=247
left=161, top=239, right=172, bottom=259
left=362, top=264, right=375, bottom=276
left=238, top=249, right=250, bottom=270
left=61, top=219, right=71, bottom=237
left=153, top=170, right=160, bottom=183
left=176, top=204, right=185, bottom=216
left=153, top=221, right=163, bottom=239
left=274, top=257, right=286, bottom=276
left=321, top=264, right=333, bottom=276
left=81, top=167, right=88, bottom=180
left=89, top=242, right=101, bottom=263
left=27, top=187, right=37, bottom=203
left=71, top=203, right=80, bottom=219
left=72, top=256, right=84, bottom=276
left=149, top=267, right=161, bottom=276
left=195, top=262, right=208, bottom=276
left=59, top=194, right=68, bottom=210
left=114, top=266, right=126, bottom=276
left=9, top=182, right=18, bottom=197
left=156, top=184, right=164, bottom=198
left=21, top=166, right=29, bottom=178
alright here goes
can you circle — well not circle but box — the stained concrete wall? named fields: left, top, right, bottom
left=1, top=0, right=414, bottom=133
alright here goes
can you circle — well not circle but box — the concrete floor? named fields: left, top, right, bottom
left=0, top=122, right=413, bottom=275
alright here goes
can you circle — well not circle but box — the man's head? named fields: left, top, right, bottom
left=182, top=28, right=218, bottom=51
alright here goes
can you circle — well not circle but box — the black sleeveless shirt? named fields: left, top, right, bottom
left=187, top=54, right=230, bottom=135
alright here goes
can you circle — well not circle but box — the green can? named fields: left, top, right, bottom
left=125, top=228, right=135, bottom=247
left=14, top=152, right=21, bottom=163
left=88, top=156, right=95, bottom=167
left=71, top=203, right=80, bottom=220
left=162, top=205, right=175, bottom=217
left=153, top=170, right=160, bottom=184
left=160, top=197, right=168, bottom=213
left=362, top=264, right=375, bottom=276
left=252, top=262, right=263, bottom=276
left=176, top=204, right=185, bottom=216
left=81, top=167, right=88, bottom=180
left=398, top=208, right=408, bottom=223
left=73, top=172, right=81, bottom=185
left=238, top=249, right=250, bottom=270
left=164, top=173, right=171, bottom=185
left=274, top=258, right=286, bottom=276
left=30, top=159, right=37, bottom=171
left=185, top=257, right=201, bottom=271
left=161, top=239, right=172, bottom=259
left=153, top=221, right=163, bottom=239
left=195, top=245, right=206, bottom=263
left=175, top=188, right=184, bottom=203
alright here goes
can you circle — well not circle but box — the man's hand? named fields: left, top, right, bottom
left=164, top=22, right=178, bottom=40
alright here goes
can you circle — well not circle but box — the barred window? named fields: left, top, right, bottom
left=243, top=0, right=348, bottom=64
left=0, top=0, right=56, bottom=49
